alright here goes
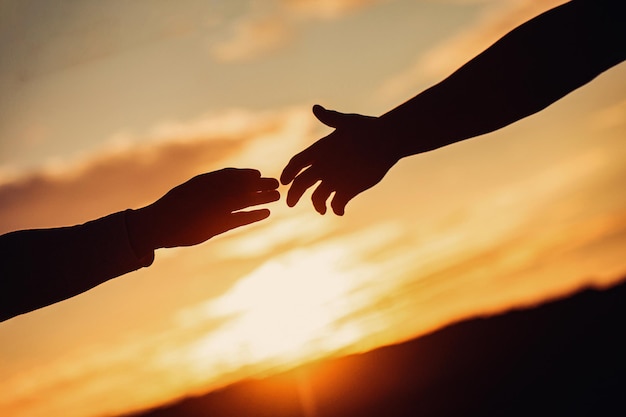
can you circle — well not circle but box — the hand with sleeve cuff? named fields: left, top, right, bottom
left=127, top=168, right=280, bottom=258
left=0, top=167, right=280, bottom=321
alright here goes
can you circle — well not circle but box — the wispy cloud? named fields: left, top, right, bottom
left=213, top=210, right=338, bottom=258
left=0, top=0, right=202, bottom=82
left=209, top=0, right=386, bottom=63
left=285, top=0, right=385, bottom=19
left=589, top=98, right=626, bottom=131
left=211, top=14, right=292, bottom=62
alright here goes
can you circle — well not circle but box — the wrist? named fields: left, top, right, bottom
left=379, top=84, right=456, bottom=157
left=125, top=207, right=159, bottom=260
left=377, top=111, right=419, bottom=161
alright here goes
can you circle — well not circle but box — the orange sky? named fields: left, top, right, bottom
left=1, top=1, right=626, bottom=416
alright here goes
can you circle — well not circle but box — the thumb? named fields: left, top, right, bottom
left=312, top=104, right=349, bottom=129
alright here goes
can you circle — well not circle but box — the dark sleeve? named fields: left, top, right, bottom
left=0, top=211, right=154, bottom=322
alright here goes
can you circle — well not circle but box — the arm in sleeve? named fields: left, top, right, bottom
left=0, top=210, right=154, bottom=322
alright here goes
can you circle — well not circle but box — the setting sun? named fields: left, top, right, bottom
left=186, top=253, right=361, bottom=364
left=168, top=225, right=406, bottom=384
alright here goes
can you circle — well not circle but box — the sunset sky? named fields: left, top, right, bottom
left=1, top=0, right=625, bottom=416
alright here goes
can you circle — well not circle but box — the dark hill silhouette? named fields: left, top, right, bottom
left=126, top=277, right=626, bottom=417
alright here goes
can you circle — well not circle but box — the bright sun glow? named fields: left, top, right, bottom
left=166, top=226, right=404, bottom=386
left=181, top=247, right=365, bottom=373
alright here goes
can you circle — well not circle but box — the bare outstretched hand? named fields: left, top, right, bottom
left=129, top=168, right=280, bottom=255
left=281, top=105, right=399, bottom=215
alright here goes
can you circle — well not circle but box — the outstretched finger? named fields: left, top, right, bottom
left=330, top=190, right=355, bottom=216
left=281, top=149, right=316, bottom=186
left=232, top=189, right=280, bottom=211
left=311, top=182, right=333, bottom=215
left=253, top=177, right=280, bottom=191
left=226, top=209, right=271, bottom=231
left=217, top=171, right=278, bottom=195
left=286, top=167, right=320, bottom=207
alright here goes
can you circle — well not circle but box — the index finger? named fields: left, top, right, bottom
left=255, top=177, right=280, bottom=191
left=233, top=176, right=279, bottom=195
left=210, top=168, right=262, bottom=187
left=221, top=169, right=278, bottom=191
left=231, top=189, right=281, bottom=211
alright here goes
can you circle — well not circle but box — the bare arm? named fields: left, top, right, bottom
left=282, top=0, right=626, bottom=215
left=382, top=0, right=626, bottom=156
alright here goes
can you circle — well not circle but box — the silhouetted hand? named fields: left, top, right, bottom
left=281, top=105, right=400, bottom=215
left=282, top=2, right=626, bottom=216
left=128, top=168, right=280, bottom=256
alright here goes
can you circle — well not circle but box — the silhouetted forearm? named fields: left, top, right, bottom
left=0, top=211, right=153, bottom=322
left=0, top=168, right=279, bottom=321
left=381, top=0, right=626, bottom=157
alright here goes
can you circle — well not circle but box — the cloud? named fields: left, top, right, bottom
left=589, top=98, right=626, bottom=131
left=378, top=0, right=568, bottom=101
left=425, top=0, right=500, bottom=4
left=211, top=14, right=292, bottom=62
left=0, top=0, right=202, bottom=82
left=169, top=222, right=407, bottom=370
left=0, top=106, right=315, bottom=234
left=213, top=210, right=338, bottom=258
left=209, top=0, right=386, bottom=63
left=285, top=0, right=386, bottom=19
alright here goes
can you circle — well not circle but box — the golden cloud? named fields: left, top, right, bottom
left=285, top=0, right=386, bottom=20
left=590, top=98, right=626, bottom=131
left=210, top=0, right=386, bottom=63
left=211, top=14, right=292, bottom=62
left=1, top=0, right=201, bottom=82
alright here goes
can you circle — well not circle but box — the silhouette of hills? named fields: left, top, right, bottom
left=127, top=277, right=626, bottom=417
